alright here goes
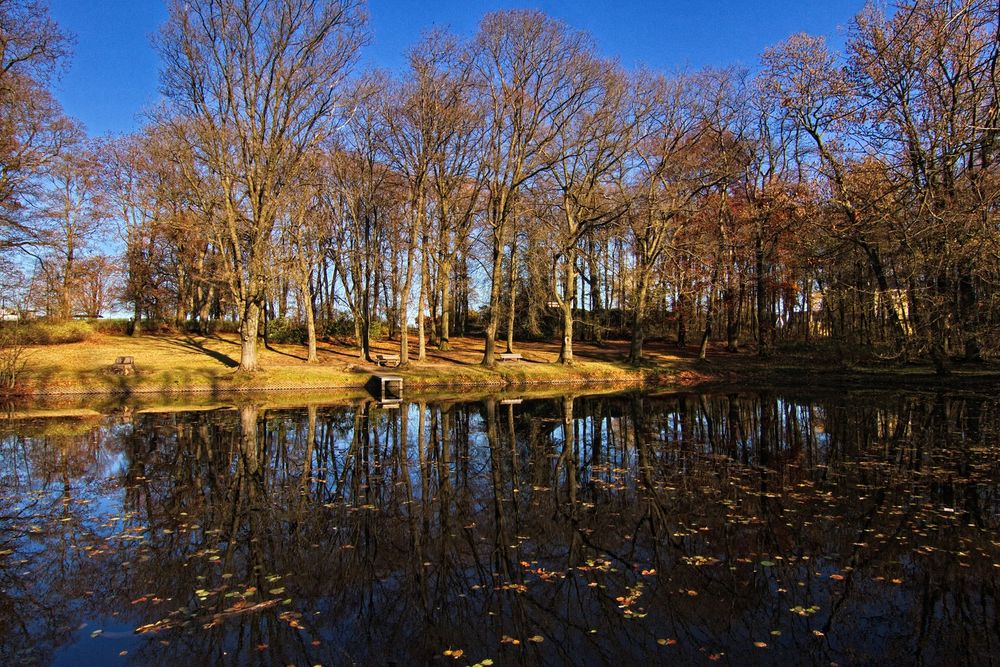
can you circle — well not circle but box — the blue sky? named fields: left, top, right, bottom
left=48, top=0, right=865, bottom=137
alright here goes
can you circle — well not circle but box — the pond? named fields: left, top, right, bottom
left=1, top=388, right=998, bottom=665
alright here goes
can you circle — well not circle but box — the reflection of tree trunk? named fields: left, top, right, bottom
left=485, top=398, right=515, bottom=589
left=303, top=405, right=316, bottom=487
left=238, top=405, right=260, bottom=476
left=555, top=396, right=577, bottom=511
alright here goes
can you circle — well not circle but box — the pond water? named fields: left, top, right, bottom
left=1, top=388, right=999, bottom=665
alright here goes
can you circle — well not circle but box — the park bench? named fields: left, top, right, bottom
left=498, top=352, right=523, bottom=362
left=375, top=353, right=400, bottom=367
left=111, top=356, right=135, bottom=376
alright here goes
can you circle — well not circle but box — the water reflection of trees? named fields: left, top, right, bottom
left=0, top=390, right=998, bottom=664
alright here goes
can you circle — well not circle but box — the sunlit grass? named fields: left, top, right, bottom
left=17, top=333, right=677, bottom=396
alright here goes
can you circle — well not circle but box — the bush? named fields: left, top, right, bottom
left=265, top=317, right=308, bottom=344
left=318, top=312, right=356, bottom=339
left=0, top=324, right=31, bottom=393
left=9, top=320, right=94, bottom=345
left=88, top=318, right=132, bottom=336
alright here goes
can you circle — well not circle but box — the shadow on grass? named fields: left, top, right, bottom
left=263, top=342, right=307, bottom=362
left=165, top=336, right=239, bottom=368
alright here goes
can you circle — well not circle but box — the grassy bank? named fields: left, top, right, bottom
left=8, top=331, right=1000, bottom=398
left=11, top=333, right=677, bottom=396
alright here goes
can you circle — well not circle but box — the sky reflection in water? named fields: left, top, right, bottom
left=1, top=389, right=998, bottom=665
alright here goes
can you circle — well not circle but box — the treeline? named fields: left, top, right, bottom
left=1, top=0, right=997, bottom=373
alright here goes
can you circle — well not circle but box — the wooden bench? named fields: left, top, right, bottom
left=111, top=356, right=135, bottom=376
left=375, top=353, right=400, bottom=367
left=498, top=352, right=523, bottom=362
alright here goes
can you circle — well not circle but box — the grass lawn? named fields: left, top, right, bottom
left=16, top=333, right=702, bottom=396
left=13, top=331, right=1000, bottom=399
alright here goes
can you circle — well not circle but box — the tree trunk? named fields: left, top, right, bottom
left=481, top=233, right=504, bottom=367
left=699, top=263, right=720, bottom=360
left=417, top=241, right=428, bottom=362
left=628, top=269, right=650, bottom=365
left=505, top=237, right=518, bottom=354
left=558, top=247, right=575, bottom=364
left=755, top=228, right=770, bottom=359
left=439, top=253, right=452, bottom=351
left=302, top=277, right=318, bottom=363
left=132, top=298, right=142, bottom=337
left=238, top=300, right=262, bottom=372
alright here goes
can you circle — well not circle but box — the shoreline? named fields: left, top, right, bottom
left=5, top=333, right=1000, bottom=403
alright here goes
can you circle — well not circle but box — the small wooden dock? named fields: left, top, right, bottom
left=372, top=372, right=403, bottom=406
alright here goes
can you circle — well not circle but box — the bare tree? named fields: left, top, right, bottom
left=0, top=0, right=73, bottom=251
left=472, top=10, right=602, bottom=366
left=157, top=0, right=365, bottom=372
left=34, top=140, right=109, bottom=320
left=625, top=73, right=720, bottom=364
left=542, top=64, right=643, bottom=364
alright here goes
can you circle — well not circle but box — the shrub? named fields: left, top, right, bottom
left=88, top=318, right=132, bottom=336
left=12, top=320, right=94, bottom=345
left=266, top=317, right=308, bottom=344
left=318, top=312, right=356, bottom=339
left=0, top=324, right=31, bottom=393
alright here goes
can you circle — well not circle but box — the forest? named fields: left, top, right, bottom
left=0, top=0, right=997, bottom=375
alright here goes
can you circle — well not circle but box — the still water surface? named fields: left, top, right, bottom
left=1, top=389, right=998, bottom=665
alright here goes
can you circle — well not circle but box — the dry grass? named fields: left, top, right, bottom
left=16, top=332, right=706, bottom=396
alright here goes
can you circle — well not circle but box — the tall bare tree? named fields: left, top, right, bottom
left=157, top=0, right=365, bottom=371
left=0, top=0, right=73, bottom=251
left=472, top=10, right=601, bottom=366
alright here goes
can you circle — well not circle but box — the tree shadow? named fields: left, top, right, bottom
left=165, top=336, right=239, bottom=368
left=263, top=342, right=306, bottom=361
